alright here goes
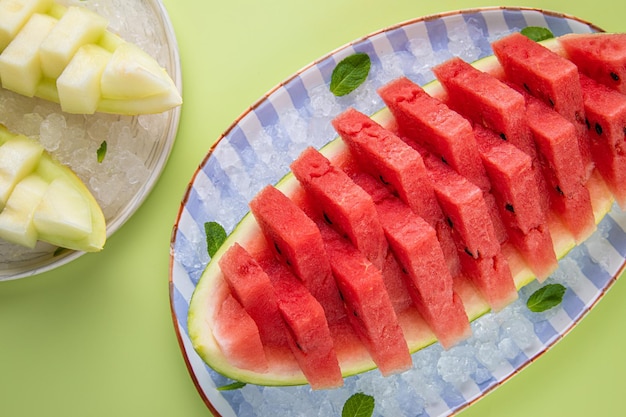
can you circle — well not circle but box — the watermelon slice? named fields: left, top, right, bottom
left=492, top=32, right=592, bottom=172
left=351, top=171, right=471, bottom=349
left=378, top=76, right=490, bottom=191
left=579, top=74, right=626, bottom=208
left=473, top=125, right=558, bottom=280
left=559, top=33, right=626, bottom=94
left=249, top=185, right=345, bottom=323
left=186, top=33, right=619, bottom=390
left=290, top=146, right=387, bottom=269
left=331, top=107, right=460, bottom=276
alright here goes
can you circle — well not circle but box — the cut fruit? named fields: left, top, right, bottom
left=0, top=0, right=181, bottom=115
left=0, top=124, right=106, bottom=252
left=0, top=12, right=57, bottom=97
left=187, top=33, right=619, bottom=389
left=38, top=5, right=108, bottom=79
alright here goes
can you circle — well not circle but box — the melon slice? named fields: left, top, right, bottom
left=0, top=0, right=181, bottom=115
left=290, top=146, right=387, bottom=270
left=378, top=76, right=490, bottom=192
left=187, top=35, right=618, bottom=389
left=579, top=74, right=626, bottom=209
left=0, top=0, right=53, bottom=51
left=491, top=32, right=592, bottom=173
left=559, top=33, right=626, bottom=94
left=0, top=125, right=106, bottom=252
left=331, top=107, right=460, bottom=276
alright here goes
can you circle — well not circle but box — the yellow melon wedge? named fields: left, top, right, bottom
left=0, top=0, right=181, bottom=115
left=0, top=124, right=106, bottom=252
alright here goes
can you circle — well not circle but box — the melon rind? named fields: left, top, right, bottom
left=187, top=39, right=615, bottom=387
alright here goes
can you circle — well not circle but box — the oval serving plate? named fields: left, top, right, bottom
left=170, top=7, right=624, bottom=417
left=0, top=0, right=182, bottom=280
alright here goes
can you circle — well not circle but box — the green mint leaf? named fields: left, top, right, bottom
left=204, top=221, right=227, bottom=257
left=342, top=392, right=375, bottom=417
left=217, top=381, right=246, bottom=391
left=97, top=140, right=107, bottom=163
left=521, top=26, right=554, bottom=42
left=330, top=53, right=371, bottom=97
left=527, top=283, right=566, bottom=312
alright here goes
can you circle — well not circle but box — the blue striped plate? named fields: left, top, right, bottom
left=169, top=7, right=620, bottom=417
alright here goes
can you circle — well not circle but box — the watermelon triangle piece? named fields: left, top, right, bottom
left=579, top=74, right=626, bottom=209
left=559, top=33, right=626, bottom=95
left=377, top=77, right=490, bottom=192
left=290, top=146, right=388, bottom=270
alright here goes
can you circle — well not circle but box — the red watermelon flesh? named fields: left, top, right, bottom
left=219, top=243, right=290, bottom=347
left=212, top=294, right=269, bottom=373
left=263, top=259, right=344, bottom=389
left=433, top=57, right=536, bottom=157
left=524, top=94, right=596, bottom=243
left=473, top=125, right=558, bottom=279
left=432, top=57, right=550, bottom=213
left=350, top=170, right=471, bottom=348
left=249, top=185, right=346, bottom=323
left=559, top=33, right=626, bottom=95
left=377, top=76, right=490, bottom=192
left=317, top=222, right=412, bottom=376
left=331, top=107, right=461, bottom=276
left=491, top=32, right=593, bottom=174
left=290, top=146, right=387, bottom=269
left=424, top=154, right=517, bottom=311
left=579, top=74, right=626, bottom=208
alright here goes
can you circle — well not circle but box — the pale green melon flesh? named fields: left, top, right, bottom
left=0, top=125, right=106, bottom=252
left=187, top=39, right=615, bottom=387
left=0, top=1, right=181, bottom=115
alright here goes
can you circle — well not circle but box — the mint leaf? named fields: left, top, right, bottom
left=521, top=26, right=554, bottom=42
left=527, top=283, right=566, bottom=312
left=330, top=53, right=371, bottom=96
left=342, top=392, right=375, bottom=417
left=204, top=221, right=227, bottom=257
left=97, top=140, right=107, bottom=163
left=217, top=381, right=246, bottom=391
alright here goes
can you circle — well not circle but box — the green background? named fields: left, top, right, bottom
left=1, top=0, right=624, bottom=416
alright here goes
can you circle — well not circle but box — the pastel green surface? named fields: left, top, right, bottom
left=0, top=0, right=624, bottom=416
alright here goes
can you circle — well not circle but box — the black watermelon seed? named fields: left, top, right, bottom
left=523, top=83, right=530, bottom=92
left=379, top=175, right=390, bottom=185
left=585, top=118, right=591, bottom=130
left=548, top=98, right=555, bottom=108
left=441, top=156, right=448, bottom=165
left=464, top=247, right=474, bottom=257
left=595, top=122, right=603, bottom=135
left=274, top=242, right=282, bottom=255
left=499, top=133, right=507, bottom=141
left=556, top=185, right=565, bottom=196
left=505, top=203, right=515, bottom=213
left=611, top=72, right=620, bottom=82
left=446, top=217, right=454, bottom=228
left=323, top=212, right=333, bottom=224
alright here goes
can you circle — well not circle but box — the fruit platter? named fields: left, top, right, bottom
left=170, top=7, right=626, bottom=417
left=0, top=0, right=182, bottom=280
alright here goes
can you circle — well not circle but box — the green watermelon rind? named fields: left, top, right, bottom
left=187, top=39, right=614, bottom=387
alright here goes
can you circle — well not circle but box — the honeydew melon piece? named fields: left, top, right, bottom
left=39, top=5, right=108, bottom=80
left=0, top=174, right=47, bottom=248
left=0, top=0, right=53, bottom=51
left=0, top=13, right=57, bottom=97
left=33, top=176, right=92, bottom=241
left=100, top=42, right=178, bottom=99
left=57, top=44, right=111, bottom=114
left=0, top=134, right=43, bottom=208
left=0, top=125, right=106, bottom=251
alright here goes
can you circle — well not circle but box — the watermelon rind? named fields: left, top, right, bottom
left=186, top=38, right=615, bottom=387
